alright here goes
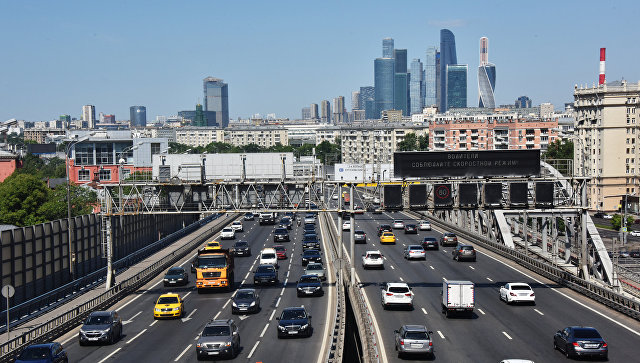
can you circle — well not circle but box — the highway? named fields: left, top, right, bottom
left=329, top=193, right=640, bottom=362
left=56, top=214, right=336, bottom=363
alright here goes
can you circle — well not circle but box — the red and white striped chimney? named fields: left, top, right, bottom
left=599, top=48, right=606, bottom=85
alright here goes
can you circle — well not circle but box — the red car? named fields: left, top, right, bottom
left=273, top=245, right=287, bottom=259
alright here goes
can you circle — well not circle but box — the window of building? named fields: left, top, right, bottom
left=75, top=145, right=94, bottom=165
left=99, top=169, right=111, bottom=181
left=78, top=169, right=90, bottom=181
left=96, top=144, right=113, bottom=165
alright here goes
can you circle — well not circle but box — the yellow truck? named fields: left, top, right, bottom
left=195, top=248, right=235, bottom=293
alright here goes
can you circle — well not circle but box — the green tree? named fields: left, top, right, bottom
left=543, top=139, right=573, bottom=159
left=611, top=214, right=635, bottom=231
left=0, top=174, right=50, bottom=226
left=15, top=155, right=66, bottom=179
left=39, top=184, right=98, bottom=221
left=397, top=132, right=418, bottom=151
left=418, top=134, right=429, bottom=150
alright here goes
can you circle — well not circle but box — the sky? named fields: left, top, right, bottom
left=1, top=0, right=639, bottom=122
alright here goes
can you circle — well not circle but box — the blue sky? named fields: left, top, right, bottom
left=1, top=0, right=639, bottom=122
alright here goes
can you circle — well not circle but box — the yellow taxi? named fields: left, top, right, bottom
left=203, top=241, right=222, bottom=251
left=379, top=232, right=396, bottom=244
left=153, top=293, right=184, bottom=319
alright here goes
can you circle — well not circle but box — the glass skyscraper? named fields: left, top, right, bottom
left=382, top=38, right=394, bottom=58
left=446, top=65, right=467, bottom=109
left=425, top=47, right=438, bottom=107
left=409, top=59, right=424, bottom=114
left=374, top=58, right=395, bottom=118
left=129, top=106, right=147, bottom=127
left=394, top=73, right=409, bottom=116
left=359, top=86, right=375, bottom=119
left=478, top=37, right=496, bottom=108
left=439, top=29, right=457, bottom=112
left=203, top=77, right=229, bottom=128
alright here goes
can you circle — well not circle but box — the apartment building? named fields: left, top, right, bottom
left=23, top=128, right=66, bottom=144
left=175, top=127, right=224, bottom=147
left=224, top=126, right=288, bottom=148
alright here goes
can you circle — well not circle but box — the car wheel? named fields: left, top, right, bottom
left=79, top=340, right=85, bottom=346
left=553, top=340, right=558, bottom=350
left=565, top=345, right=572, bottom=358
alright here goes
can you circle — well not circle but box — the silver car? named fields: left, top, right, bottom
left=304, top=262, right=326, bottom=280
left=394, top=325, right=433, bottom=358
left=403, top=245, right=426, bottom=260
left=195, top=319, right=240, bottom=359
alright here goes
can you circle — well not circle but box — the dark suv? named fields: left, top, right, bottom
left=421, top=237, right=438, bottom=250
left=301, top=249, right=322, bottom=266
left=378, top=224, right=392, bottom=236
left=79, top=311, right=122, bottom=345
left=296, top=275, right=324, bottom=297
left=354, top=230, right=367, bottom=243
left=195, top=319, right=240, bottom=359
left=276, top=307, right=313, bottom=338
left=452, top=243, right=476, bottom=262
left=253, top=264, right=278, bottom=285
left=273, top=228, right=290, bottom=242
left=440, top=232, right=458, bottom=247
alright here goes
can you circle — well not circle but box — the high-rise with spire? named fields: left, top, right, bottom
left=477, top=37, right=496, bottom=108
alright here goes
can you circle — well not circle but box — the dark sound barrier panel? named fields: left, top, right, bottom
left=484, top=183, right=503, bottom=207
left=458, top=183, right=479, bottom=208
left=408, top=184, right=427, bottom=210
left=509, top=183, right=528, bottom=206
left=383, top=185, right=403, bottom=210
left=535, top=182, right=554, bottom=207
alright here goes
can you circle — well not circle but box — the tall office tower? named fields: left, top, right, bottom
left=382, top=37, right=394, bottom=58
left=435, top=51, right=441, bottom=109
left=301, top=107, right=311, bottom=120
left=374, top=58, right=395, bottom=118
left=333, top=96, right=346, bottom=123
left=393, top=49, right=407, bottom=73
left=477, top=37, right=496, bottom=108
left=439, top=29, right=457, bottom=112
left=351, top=91, right=361, bottom=110
left=320, top=100, right=332, bottom=123
left=410, top=59, right=424, bottom=114
left=515, top=96, right=532, bottom=108
left=310, top=103, right=319, bottom=120
left=425, top=47, right=438, bottom=107
left=130, top=105, right=147, bottom=127
left=393, top=49, right=409, bottom=115
left=359, top=86, right=375, bottom=119
left=203, top=77, right=229, bottom=128
left=194, top=104, right=206, bottom=126
left=446, top=64, right=468, bottom=109
left=82, top=105, right=95, bottom=129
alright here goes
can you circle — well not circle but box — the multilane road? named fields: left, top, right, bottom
left=56, top=215, right=336, bottom=363
left=331, top=206, right=640, bottom=362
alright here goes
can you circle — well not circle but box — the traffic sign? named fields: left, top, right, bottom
left=1, top=285, right=14, bottom=298
left=622, top=227, right=628, bottom=232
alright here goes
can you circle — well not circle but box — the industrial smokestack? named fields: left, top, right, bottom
left=599, top=48, right=606, bottom=85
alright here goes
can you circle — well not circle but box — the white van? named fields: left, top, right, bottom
left=259, top=248, right=279, bottom=268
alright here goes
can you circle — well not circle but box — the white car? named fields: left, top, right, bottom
left=362, top=250, right=384, bottom=269
left=603, top=214, right=613, bottom=219
left=418, top=220, right=432, bottom=231
left=630, top=230, right=640, bottom=237
left=381, top=282, right=413, bottom=309
left=231, top=221, right=243, bottom=232
left=342, top=220, right=351, bottom=231
left=392, top=220, right=405, bottom=229
left=220, top=227, right=235, bottom=240
left=259, top=248, right=279, bottom=268
left=403, top=245, right=426, bottom=260
left=332, top=194, right=339, bottom=200
left=499, top=283, right=535, bottom=305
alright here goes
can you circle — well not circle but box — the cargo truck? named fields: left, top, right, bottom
left=195, top=248, right=235, bottom=293
left=441, top=279, right=474, bottom=317
left=259, top=212, right=276, bottom=225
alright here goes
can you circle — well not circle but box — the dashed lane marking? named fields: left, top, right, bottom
left=149, top=320, right=157, bottom=326
left=477, top=308, right=486, bottom=315
left=486, top=277, right=493, bottom=282
left=437, top=331, right=445, bottom=339
left=429, top=265, right=434, bottom=270
left=390, top=265, right=395, bottom=270
left=275, top=297, right=281, bottom=308
left=469, top=266, right=475, bottom=270
left=222, top=300, right=230, bottom=309
left=247, top=341, right=260, bottom=359
left=502, top=331, right=513, bottom=340
left=259, top=323, right=269, bottom=338
left=97, top=348, right=121, bottom=363
left=534, top=309, right=544, bottom=316
left=421, top=308, right=428, bottom=315
left=399, top=277, right=404, bottom=281
left=269, top=309, right=277, bottom=321
left=214, top=311, right=221, bottom=320
left=174, top=344, right=192, bottom=361
left=126, top=329, right=147, bottom=344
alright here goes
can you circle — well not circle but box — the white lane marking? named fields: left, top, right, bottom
left=534, top=308, right=544, bottom=316
left=244, top=272, right=250, bottom=280
left=222, top=300, right=230, bottom=309
left=442, top=249, right=447, bottom=253
left=97, top=347, right=121, bottom=363
left=213, top=311, right=221, bottom=320
left=269, top=309, right=277, bottom=321
left=477, top=308, right=486, bottom=315
left=390, top=265, right=395, bottom=270
left=476, top=249, right=640, bottom=337
left=437, top=331, right=445, bottom=339
left=126, top=328, right=147, bottom=344
left=61, top=334, right=76, bottom=345
left=174, top=344, right=192, bottom=361
left=429, top=265, right=434, bottom=270
left=183, top=308, right=197, bottom=320
left=286, top=271, right=290, bottom=277
left=118, top=278, right=163, bottom=311
left=247, top=341, right=260, bottom=359
left=149, top=320, right=157, bottom=326
left=502, top=331, right=513, bottom=340
left=486, top=277, right=493, bottom=282
left=399, top=277, right=404, bottom=281
left=280, top=287, right=285, bottom=295
left=241, top=279, right=246, bottom=286
left=421, top=308, right=428, bottom=315
left=183, top=291, right=192, bottom=299
left=275, top=296, right=281, bottom=307
left=284, top=278, right=288, bottom=285
left=194, top=335, right=199, bottom=340
left=259, top=323, right=269, bottom=338
left=469, top=266, right=475, bottom=270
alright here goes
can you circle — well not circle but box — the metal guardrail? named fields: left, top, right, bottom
left=0, top=214, right=235, bottom=362
left=414, top=211, right=640, bottom=321
left=1, top=214, right=219, bottom=333
left=321, top=212, right=379, bottom=363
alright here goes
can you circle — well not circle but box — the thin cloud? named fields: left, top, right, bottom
left=428, top=19, right=467, bottom=28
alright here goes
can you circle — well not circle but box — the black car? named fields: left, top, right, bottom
left=593, top=212, right=606, bottom=219
left=354, top=230, right=367, bottom=243
left=378, top=224, right=393, bottom=236
left=303, top=223, right=316, bottom=233
left=231, top=241, right=251, bottom=256
left=231, top=288, right=260, bottom=314
left=301, top=249, right=322, bottom=266
left=554, top=326, right=608, bottom=359
left=276, top=307, right=313, bottom=338
left=404, top=224, right=418, bottom=234
left=15, top=343, right=68, bottom=363
left=285, top=212, right=296, bottom=221
left=274, top=228, right=290, bottom=242
left=79, top=311, right=122, bottom=345
left=302, top=240, right=321, bottom=251
left=163, top=266, right=189, bottom=286
left=296, top=275, right=324, bottom=297
left=279, top=217, right=292, bottom=230
left=253, top=264, right=279, bottom=285
left=421, top=237, right=439, bottom=250
left=244, top=212, right=255, bottom=221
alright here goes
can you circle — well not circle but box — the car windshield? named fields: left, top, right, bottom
left=202, top=326, right=231, bottom=337
left=300, top=276, right=320, bottom=283
left=389, top=287, right=409, bottom=293
left=167, top=268, right=183, bottom=274
left=355, top=231, right=365, bottom=235
left=573, top=329, right=602, bottom=339
left=511, top=285, right=531, bottom=290
left=234, top=242, right=248, bottom=247
left=257, top=265, right=275, bottom=273
left=157, top=296, right=179, bottom=304
left=423, top=238, right=437, bottom=242
left=306, top=264, right=322, bottom=270
left=274, top=246, right=284, bottom=252
left=408, top=246, right=422, bottom=251
left=405, top=331, right=428, bottom=340
left=197, top=256, right=227, bottom=268
left=233, top=221, right=241, bottom=225
left=262, top=253, right=276, bottom=259
left=18, top=347, right=51, bottom=360
left=382, top=232, right=393, bottom=236
left=461, top=246, right=474, bottom=250
left=304, top=250, right=319, bottom=256
left=281, top=217, right=290, bottom=222
left=207, top=242, right=219, bottom=247
left=368, top=254, right=382, bottom=259
left=275, top=228, right=287, bottom=234
left=236, top=291, right=255, bottom=299
left=281, top=309, right=306, bottom=320
left=85, top=315, right=111, bottom=325
left=223, top=228, right=233, bottom=232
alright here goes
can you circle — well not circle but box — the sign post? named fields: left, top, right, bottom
left=2, top=285, right=15, bottom=342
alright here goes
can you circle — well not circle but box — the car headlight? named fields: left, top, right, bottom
left=100, top=329, right=110, bottom=334
left=249, top=301, right=256, bottom=307
left=278, top=325, right=286, bottom=331
left=301, top=324, right=309, bottom=329
left=232, top=301, right=237, bottom=307
left=163, top=278, right=168, bottom=281
left=173, top=307, right=180, bottom=311
left=154, top=308, right=161, bottom=312
left=225, top=341, right=232, bottom=347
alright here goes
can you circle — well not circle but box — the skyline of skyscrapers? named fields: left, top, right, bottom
left=393, top=48, right=409, bottom=116
left=439, top=29, right=458, bottom=112
left=333, top=96, right=346, bottom=123
left=203, top=77, right=229, bottom=128
left=478, top=37, right=496, bottom=108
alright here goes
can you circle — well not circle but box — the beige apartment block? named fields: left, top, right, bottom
left=175, top=127, right=225, bottom=148
left=574, top=80, right=640, bottom=212
left=339, top=124, right=428, bottom=164
left=224, top=127, right=288, bottom=148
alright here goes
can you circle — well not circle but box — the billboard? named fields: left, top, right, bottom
left=394, top=150, right=540, bottom=178
left=383, top=185, right=403, bottom=210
